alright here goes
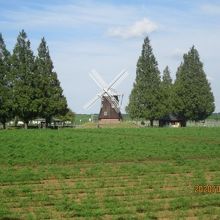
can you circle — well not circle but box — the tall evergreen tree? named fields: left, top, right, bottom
left=11, top=30, right=37, bottom=129
left=126, top=37, right=161, bottom=126
left=173, top=46, right=215, bottom=122
left=0, top=34, right=13, bottom=129
left=162, top=66, right=172, bottom=85
left=160, top=66, right=173, bottom=117
left=35, top=38, right=68, bottom=126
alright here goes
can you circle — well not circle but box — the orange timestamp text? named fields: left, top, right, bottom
left=194, top=185, right=220, bottom=193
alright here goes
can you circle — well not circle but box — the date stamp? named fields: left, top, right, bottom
left=194, top=185, right=220, bottom=193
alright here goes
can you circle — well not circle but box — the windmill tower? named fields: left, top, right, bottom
left=84, top=69, right=128, bottom=124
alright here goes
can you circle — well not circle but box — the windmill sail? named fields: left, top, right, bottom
left=84, top=69, right=128, bottom=123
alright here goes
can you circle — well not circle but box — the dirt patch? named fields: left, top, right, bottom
left=41, top=177, right=60, bottom=187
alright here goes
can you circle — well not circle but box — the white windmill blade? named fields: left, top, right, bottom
left=107, top=69, right=127, bottom=90
left=104, top=88, right=119, bottom=106
left=104, top=90, right=120, bottom=113
left=108, top=88, right=119, bottom=96
left=105, top=95, right=120, bottom=113
left=84, top=93, right=102, bottom=109
left=89, top=72, right=103, bottom=90
left=91, top=70, right=108, bottom=89
left=112, top=71, right=129, bottom=89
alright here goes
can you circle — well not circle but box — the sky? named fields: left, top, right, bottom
left=0, top=0, right=220, bottom=114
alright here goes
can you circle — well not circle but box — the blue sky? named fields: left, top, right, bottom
left=1, top=0, right=220, bottom=113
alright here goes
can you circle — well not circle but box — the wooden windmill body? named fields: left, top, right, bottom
left=84, top=69, right=128, bottom=124
left=99, top=95, right=122, bottom=123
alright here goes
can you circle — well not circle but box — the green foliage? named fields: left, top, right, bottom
left=0, top=128, right=220, bottom=219
left=0, top=31, right=70, bottom=129
left=208, top=112, right=220, bottom=120
left=160, top=66, right=173, bottom=117
left=173, top=46, right=215, bottom=121
left=0, top=127, right=220, bottom=164
left=0, top=33, right=13, bottom=128
left=170, top=197, right=191, bottom=210
left=74, top=114, right=94, bottom=124
left=35, top=37, right=68, bottom=124
left=126, top=37, right=161, bottom=126
left=127, top=42, right=215, bottom=126
left=57, top=108, right=75, bottom=123
left=11, top=30, right=38, bottom=127
left=162, top=66, right=172, bottom=86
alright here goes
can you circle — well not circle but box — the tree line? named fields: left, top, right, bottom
left=0, top=30, right=72, bottom=129
left=126, top=37, right=215, bottom=126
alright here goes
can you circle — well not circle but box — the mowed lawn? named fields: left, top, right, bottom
left=0, top=128, right=220, bottom=220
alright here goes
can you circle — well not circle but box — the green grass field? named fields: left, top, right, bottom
left=1, top=128, right=220, bottom=219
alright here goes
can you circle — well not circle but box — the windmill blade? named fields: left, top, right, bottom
left=107, top=69, right=127, bottom=90
left=89, top=72, right=103, bottom=90
left=85, top=68, right=128, bottom=113
left=104, top=90, right=120, bottom=113
left=112, top=71, right=129, bottom=89
left=84, top=93, right=101, bottom=109
left=105, top=95, right=120, bottom=113
left=103, top=86, right=118, bottom=96
left=91, top=70, right=108, bottom=89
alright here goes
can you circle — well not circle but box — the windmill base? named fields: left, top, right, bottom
left=99, top=119, right=121, bottom=124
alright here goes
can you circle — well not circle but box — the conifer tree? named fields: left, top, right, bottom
left=160, top=66, right=173, bottom=117
left=173, top=46, right=215, bottom=122
left=11, top=30, right=37, bottom=129
left=35, top=38, right=68, bottom=126
left=162, top=66, right=172, bottom=85
left=0, top=34, right=13, bottom=129
left=126, top=37, right=161, bottom=126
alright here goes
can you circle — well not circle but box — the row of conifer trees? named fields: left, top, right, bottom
left=1, top=32, right=215, bottom=128
left=0, top=30, right=70, bottom=129
left=126, top=37, right=215, bottom=126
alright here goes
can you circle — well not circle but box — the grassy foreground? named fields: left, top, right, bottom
left=0, top=128, right=220, bottom=219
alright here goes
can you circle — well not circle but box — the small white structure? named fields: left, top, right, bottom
left=17, top=121, right=24, bottom=125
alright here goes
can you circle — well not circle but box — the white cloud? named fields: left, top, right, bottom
left=0, top=3, right=138, bottom=30
left=108, top=18, right=158, bottom=39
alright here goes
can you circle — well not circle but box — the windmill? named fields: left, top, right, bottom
left=84, top=69, right=128, bottom=124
